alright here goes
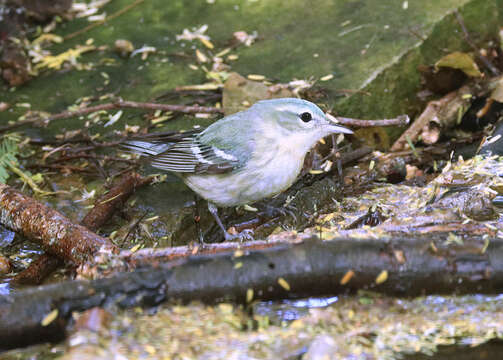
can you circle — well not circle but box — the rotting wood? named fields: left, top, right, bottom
left=2, top=235, right=503, bottom=350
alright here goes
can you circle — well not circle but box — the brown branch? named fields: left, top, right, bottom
left=11, top=172, right=152, bottom=284
left=0, top=100, right=223, bottom=134
left=391, top=85, right=472, bottom=151
left=0, top=183, right=117, bottom=264
left=11, top=254, right=62, bottom=285
left=26, top=164, right=94, bottom=173
left=332, top=114, right=410, bottom=128
left=81, top=172, right=153, bottom=232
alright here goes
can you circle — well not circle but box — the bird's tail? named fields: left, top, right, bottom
left=121, top=130, right=199, bottom=157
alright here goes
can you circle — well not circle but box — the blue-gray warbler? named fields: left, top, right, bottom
left=125, top=98, right=353, bottom=241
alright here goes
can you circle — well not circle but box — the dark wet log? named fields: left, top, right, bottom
left=81, top=172, right=153, bottom=232
left=2, top=236, right=503, bottom=350
left=0, top=183, right=117, bottom=264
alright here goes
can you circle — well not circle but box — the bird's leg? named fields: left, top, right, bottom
left=207, top=202, right=254, bottom=242
left=193, top=195, right=205, bottom=244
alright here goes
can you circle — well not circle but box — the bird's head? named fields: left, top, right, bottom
left=251, top=98, right=352, bottom=148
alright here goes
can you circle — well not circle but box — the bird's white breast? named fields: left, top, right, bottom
left=183, top=127, right=316, bottom=207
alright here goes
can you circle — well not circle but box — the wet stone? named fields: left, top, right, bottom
left=463, top=192, right=496, bottom=221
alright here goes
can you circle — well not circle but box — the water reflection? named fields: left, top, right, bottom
left=0, top=282, right=11, bottom=296
left=254, top=296, right=339, bottom=322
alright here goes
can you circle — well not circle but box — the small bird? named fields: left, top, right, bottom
left=124, top=98, right=353, bottom=241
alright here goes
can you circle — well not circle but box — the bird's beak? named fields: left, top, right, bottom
left=325, top=113, right=353, bottom=134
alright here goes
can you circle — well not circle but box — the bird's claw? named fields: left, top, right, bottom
left=224, top=228, right=254, bottom=242
left=262, top=204, right=297, bottom=222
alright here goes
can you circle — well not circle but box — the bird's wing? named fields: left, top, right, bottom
left=123, top=130, right=241, bottom=174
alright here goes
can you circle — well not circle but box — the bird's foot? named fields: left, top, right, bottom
left=224, top=228, right=254, bottom=242
left=261, top=204, right=297, bottom=222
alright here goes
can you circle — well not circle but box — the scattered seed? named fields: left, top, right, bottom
left=215, top=48, right=231, bottom=57
left=41, top=309, right=59, bottom=326
left=199, top=38, right=214, bottom=49
left=195, top=49, right=208, bottom=63
left=246, top=288, right=254, bottom=303
left=340, top=270, right=355, bottom=285
left=277, top=277, right=291, bottom=291
left=247, top=74, right=265, bottom=81
left=375, top=270, right=388, bottom=284
left=130, top=244, right=142, bottom=252
left=481, top=237, right=490, bottom=254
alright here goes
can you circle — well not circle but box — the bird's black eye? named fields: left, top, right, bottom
left=300, top=112, right=312, bottom=122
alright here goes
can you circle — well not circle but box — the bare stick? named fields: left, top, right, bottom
left=0, top=100, right=223, bottom=134
left=81, top=172, right=153, bottom=232
left=64, top=0, right=146, bottom=41
left=329, top=113, right=410, bottom=128
left=455, top=11, right=500, bottom=76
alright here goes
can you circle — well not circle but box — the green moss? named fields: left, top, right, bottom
left=2, top=0, right=498, bottom=135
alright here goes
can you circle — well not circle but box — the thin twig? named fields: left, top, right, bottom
left=332, top=114, right=410, bottom=127
left=455, top=11, right=500, bottom=76
left=0, top=100, right=223, bottom=134
left=64, top=0, right=146, bottom=41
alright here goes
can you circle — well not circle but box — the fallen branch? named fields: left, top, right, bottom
left=11, top=254, right=62, bottom=285
left=81, top=172, right=153, bottom=232
left=12, top=172, right=152, bottom=284
left=455, top=11, right=500, bottom=76
left=2, top=235, right=502, bottom=350
left=0, top=100, right=223, bottom=134
left=391, top=85, right=472, bottom=151
left=0, top=183, right=117, bottom=264
left=120, top=238, right=298, bottom=269
left=333, top=114, right=410, bottom=128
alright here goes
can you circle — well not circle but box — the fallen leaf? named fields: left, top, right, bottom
left=435, top=52, right=482, bottom=78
